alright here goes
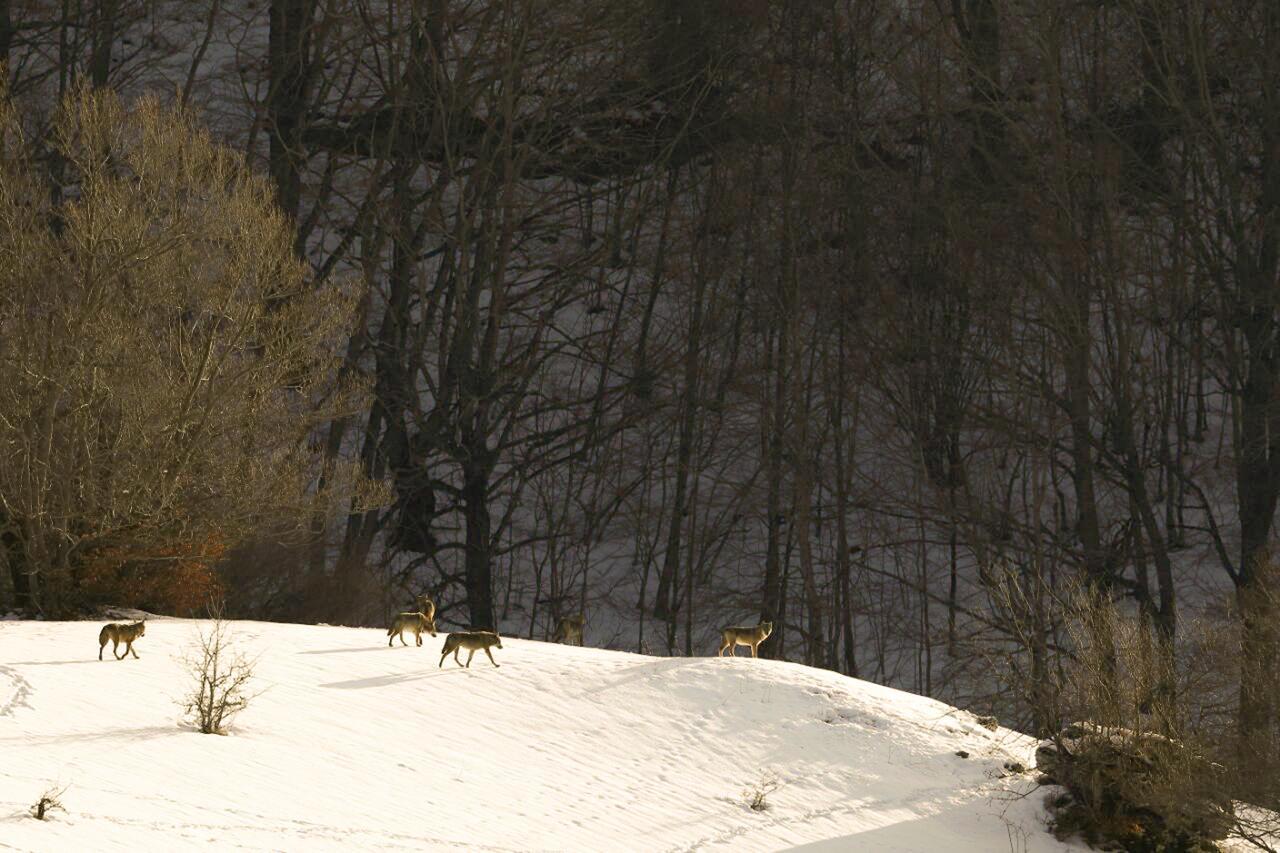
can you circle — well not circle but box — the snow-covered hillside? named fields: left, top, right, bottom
left=0, top=617, right=1076, bottom=852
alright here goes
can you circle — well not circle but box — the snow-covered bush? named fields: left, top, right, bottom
left=1037, top=722, right=1232, bottom=851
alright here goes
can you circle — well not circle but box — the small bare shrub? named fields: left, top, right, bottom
left=181, top=601, right=259, bottom=735
left=743, top=771, right=780, bottom=812
left=30, top=784, right=67, bottom=820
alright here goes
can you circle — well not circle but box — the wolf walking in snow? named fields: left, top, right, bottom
left=552, top=614, right=584, bottom=646
left=717, top=621, right=773, bottom=658
left=98, top=620, right=146, bottom=660
left=387, top=611, right=437, bottom=647
left=439, top=631, right=502, bottom=668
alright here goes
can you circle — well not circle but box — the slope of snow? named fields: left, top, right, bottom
left=0, top=618, right=1078, bottom=851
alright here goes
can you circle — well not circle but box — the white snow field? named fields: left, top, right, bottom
left=0, top=618, right=1080, bottom=852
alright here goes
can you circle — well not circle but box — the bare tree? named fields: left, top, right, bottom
left=0, top=86, right=365, bottom=615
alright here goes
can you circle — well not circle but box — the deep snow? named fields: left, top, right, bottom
left=1, top=617, right=1082, bottom=851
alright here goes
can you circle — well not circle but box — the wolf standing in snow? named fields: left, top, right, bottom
left=439, top=631, right=502, bottom=668
left=387, top=611, right=437, bottom=647
left=98, top=620, right=146, bottom=660
left=717, top=621, right=773, bottom=658
left=552, top=614, right=585, bottom=646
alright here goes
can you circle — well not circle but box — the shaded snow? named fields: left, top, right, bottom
left=1, top=618, right=1082, bottom=851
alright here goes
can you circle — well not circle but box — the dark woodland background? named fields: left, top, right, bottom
left=1, top=0, right=1279, bottom=799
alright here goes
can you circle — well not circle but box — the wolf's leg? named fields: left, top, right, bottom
left=484, top=648, right=500, bottom=668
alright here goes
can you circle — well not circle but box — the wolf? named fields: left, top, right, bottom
left=439, top=631, right=502, bottom=668
left=717, top=621, right=773, bottom=658
left=413, top=594, right=436, bottom=623
left=551, top=614, right=585, bottom=646
left=98, top=620, right=146, bottom=661
left=387, top=611, right=437, bottom=647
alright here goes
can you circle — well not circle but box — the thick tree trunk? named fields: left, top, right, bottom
left=831, top=344, right=859, bottom=677
left=0, top=0, right=13, bottom=70
left=1234, top=0, right=1280, bottom=761
left=759, top=323, right=788, bottom=658
left=760, top=122, right=799, bottom=659
left=267, top=0, right=314, bottom=233
left=1236, top=336, right=1280, bottom=767
left=792, top=456, right=823, bottom=667
left=1063, top=281, right=1106, bottom=588
left=88, top=0, right=117, bottom=87
left=2, top=527, right=32, bottom=612
left=335, top=189, right=416, bottom=618
left=652, top=268, right=705, bottom=623
left=790, top=347, right=824, bottom=668
left=1237, top=574, right=1278, bottom=772
left=462, top=461, right=495, bottom=631
left=952, top=0, right=1003, bottom=180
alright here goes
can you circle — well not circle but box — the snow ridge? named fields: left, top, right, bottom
left=0, top=618, right=1077, bottom=852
